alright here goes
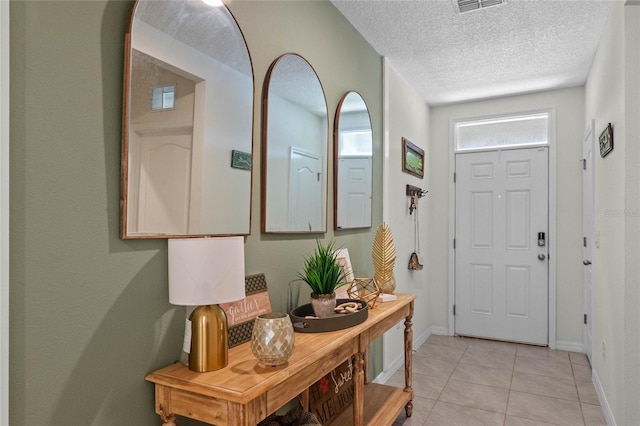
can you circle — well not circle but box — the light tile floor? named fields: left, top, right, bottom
left=388, top=335, right=607, bottom=426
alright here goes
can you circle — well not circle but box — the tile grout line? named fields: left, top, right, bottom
left=571, top=359, right=589, bottom=426
left=424, top=340, right=466, bottom=425
left=409, top=337, right=605, bottom=426
left=421, top=337, right=473, bottom=425
left=434, top=338, right=513, bottom=424
left=504, top=348, right=517, bottom=426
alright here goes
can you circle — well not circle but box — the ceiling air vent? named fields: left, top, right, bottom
left=454, top=0, right=506, bottom=13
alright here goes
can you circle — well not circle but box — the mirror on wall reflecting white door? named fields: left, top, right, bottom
left=334, top=91, right=373, bottom=230
left=121, top=0, right=254, bottom=239
left=262, top=53, right=328, bottom=234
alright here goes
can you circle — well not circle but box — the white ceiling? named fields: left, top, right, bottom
left=331, top=0, right=614, bottom=106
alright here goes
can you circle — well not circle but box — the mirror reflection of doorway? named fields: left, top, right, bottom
left=132, top=129, right=193, bottom=235
left=288, top=147, right=322, bottom=232
left=337, top=157, right=372, bottom=229
left=128, top=51, right=203, bottom=235
left=262, top=53, right=328, bottom=234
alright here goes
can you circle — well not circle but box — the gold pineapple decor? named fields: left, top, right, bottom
left=372, top=222, right=397, bottom=294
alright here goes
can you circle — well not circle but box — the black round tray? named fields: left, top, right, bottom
left=290, top=299, right=368, bottom=333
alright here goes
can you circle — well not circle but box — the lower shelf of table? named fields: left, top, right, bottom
left=331, top=382, right=412, bottom=426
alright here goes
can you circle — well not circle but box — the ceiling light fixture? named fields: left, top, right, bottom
left=202, top=0, right=224, bottom=7
left=453, top=0, right=506, bottom=14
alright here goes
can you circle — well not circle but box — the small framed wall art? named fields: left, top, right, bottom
left=334, top=248, right=355, bottom=284
left=599, top=123, right=613, bottom=158
left=402, top=137, right=424, bottom=178
left=334, top=248, right=354, bottom=299
left=231, top=149, right=252, bottom=170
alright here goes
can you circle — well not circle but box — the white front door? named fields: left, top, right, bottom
left=455, top=147, right=549, bottom=345
left=582, top=120, right=595, bottom=363
left=288, top=147, right=322, bottom=232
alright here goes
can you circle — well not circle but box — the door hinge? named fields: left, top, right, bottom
left=453, top=172, right=456, bottom=183
left=453, top=238, right=456, bottom=249
left=583, top=158, right=587, bottom=170
left=584, top=314, right=588, bottom=325
left=453, top=305, right=456, bottom=316
left=584, top=237, right=587, bottom=247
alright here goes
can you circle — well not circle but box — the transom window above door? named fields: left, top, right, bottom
left=339, top=129, right=372, bottom=157
left=455, top=111, right=550, bottom=152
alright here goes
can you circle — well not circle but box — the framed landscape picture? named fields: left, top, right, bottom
left=402, top=137, right=424, bottom=178
left=599, top=122, right=613, bottom=158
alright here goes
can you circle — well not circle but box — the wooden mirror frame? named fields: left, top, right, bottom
left=333, top=91, right=373, bottom=230
left=121, top=0, right=254, bottom=239
left=261, top=53, right=329, bottom=234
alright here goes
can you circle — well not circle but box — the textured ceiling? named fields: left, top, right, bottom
left=135, top=0, right=251, bottom=76
left=268, top=54, right=328, bottom=117
left=331, top=0, right=614, bottom=105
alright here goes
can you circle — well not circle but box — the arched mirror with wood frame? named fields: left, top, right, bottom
left=262, top=53, right=328, bottom=234
left=334, top=91, right=373, bottom=230
left=121, top=0, right=254, bottom=239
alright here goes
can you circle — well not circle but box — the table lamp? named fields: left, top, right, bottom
left=168, top=237, right=245, bottom=372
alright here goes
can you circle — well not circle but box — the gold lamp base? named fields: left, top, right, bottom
left=188, top=304, right=228, bottom=372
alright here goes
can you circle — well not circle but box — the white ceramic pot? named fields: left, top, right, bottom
left=310, top=292, right=336, bottom=318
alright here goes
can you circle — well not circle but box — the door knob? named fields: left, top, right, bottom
left=583, top=260, right=592, bottom=265
left=538, top=254, right=546, bottom=261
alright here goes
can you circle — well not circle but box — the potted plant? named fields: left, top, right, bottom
left=297, top=239, right=348, bottom=318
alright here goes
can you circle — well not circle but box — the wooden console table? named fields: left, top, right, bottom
left=146, top=293, right=415, bottom=426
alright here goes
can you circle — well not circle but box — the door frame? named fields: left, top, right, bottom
left=582, top=119, right=595, bottom=362
left=1, top=1, right=9, bottom=423
left=447, top=108, right=558, bottom=348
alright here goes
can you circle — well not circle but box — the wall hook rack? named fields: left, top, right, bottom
left=406, top=184, right=428, bottom=198
left=406, top=185, right=428, bottom=215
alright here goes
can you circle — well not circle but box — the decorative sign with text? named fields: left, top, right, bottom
left=309, top=357, right=354, bottom=425
left=220, top=273, right=272, bottom=348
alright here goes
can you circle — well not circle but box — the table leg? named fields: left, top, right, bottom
left=298, top=388, right=310, bottom=411
left=364, top=348, right=370, bottom=384
left=159, top=409, right=177, bottom=426
left=404, top=301, right=414, bottom=417
left=353, top=351, right=365, bottom=426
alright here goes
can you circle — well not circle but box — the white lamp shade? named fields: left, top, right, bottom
left=168, top=237, right=246, bottom=306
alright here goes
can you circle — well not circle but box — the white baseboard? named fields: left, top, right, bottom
left=373, top=355, right=402, bottom=384
left=556, top=340, right=584, bottom=353
left=373, top=326, right=433, bottom=384
left=430, top=326, right=449, bottom=336
left=593, top=368, right=616, bottom=426
left=414, top=326, right=433, bottom=349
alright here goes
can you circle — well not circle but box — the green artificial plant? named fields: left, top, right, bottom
left=297, top=239, right=348, bottom=295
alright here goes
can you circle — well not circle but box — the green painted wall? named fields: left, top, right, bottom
left=9, top=1, right=383, bottom=424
